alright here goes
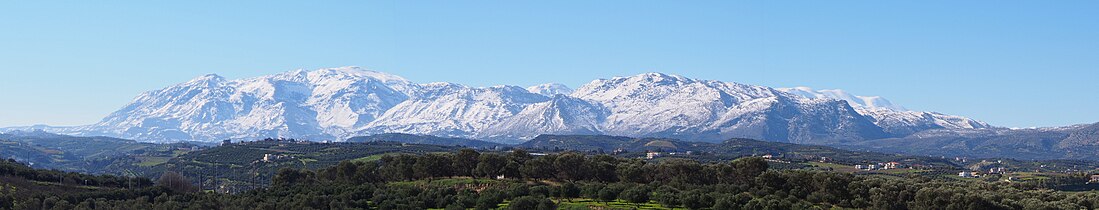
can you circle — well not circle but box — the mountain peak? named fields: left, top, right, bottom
left=192, top=73, right=224, bottom=81
left=311, top=66, right=410, bottom=83
left=527, top=83, right=573, bottom=96
left=777, top=86, right=907, bottom=111
left=624, top=72, right=692, bottom=82
left=184, top=73, right=227, bottom=87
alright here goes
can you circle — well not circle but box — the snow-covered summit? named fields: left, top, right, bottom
left=526, top=83, right=573, bottom=96
left=777, top=87, right=907, bottom=111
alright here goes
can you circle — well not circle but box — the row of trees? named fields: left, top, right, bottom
left=0, top=159, right=152, bottom=189
left=8, top=149, right=1099, bottom=209
left=285, top=149, right=768, bottom=186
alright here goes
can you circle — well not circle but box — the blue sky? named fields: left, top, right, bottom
left=0, top=1, right=1096, bottom=128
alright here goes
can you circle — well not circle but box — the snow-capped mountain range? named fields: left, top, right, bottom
left=1, top=67, right=993, bottom=144
left=778, top=87, right=990, bottom=136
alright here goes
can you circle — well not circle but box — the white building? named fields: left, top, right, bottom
left=883, top=162, right=904, bottom=169
left=959, top=171, right=978, bottom=178
left=646, top=152, right=661, bottom=159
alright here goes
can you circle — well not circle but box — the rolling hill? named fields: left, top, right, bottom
left=346, top=133, right=504, bottom=148
left=842, top=122, right=1099, bottom=160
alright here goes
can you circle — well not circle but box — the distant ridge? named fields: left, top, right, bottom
left=843, top=122, right=1099, bottom=160
left=346, top=133, right=504, bottom=148
left=0, top=67, right=992, bottom=146
left=516, top=134, right=955, bottom=165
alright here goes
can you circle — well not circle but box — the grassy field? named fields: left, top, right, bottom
left=939, top=173, right=978, bottom=181
left=1008, top=172, right=1054, bottom=181
left=806, top=162, right=860, bottom=173
left=388, top=177, right=507, bottom=188
left=135, top=156, right=171, bottom=167
left=351, top=153, right=404, bottom=163
left=552, top=198, right=679, bottom=210
left=878, top=168, right=930, bottom=174
left=398, top=177, right=679, bottom=210
left=494, top=198, right=679, bottom=210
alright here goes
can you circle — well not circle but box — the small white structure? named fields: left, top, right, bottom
left=262, top=154, right=286, bottom=162
left=989, top=167, right=1006, bottom=174
left=646, top=152, right=661, bottom=159
left=959, top=171, right=978, bottom=178
left=883, top=162, right=904, bottom=169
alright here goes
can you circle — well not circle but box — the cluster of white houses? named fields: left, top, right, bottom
left=644, top=151, right=694, bottom=159
left=958, top=167, right=1010, bottom=178
left=958, top=171, right=980, bottom=178
left=854, top=162, right=906, bottom=171
left=250, top=153, right=294, bottom=164
left=262, top=153, right=290, bottom=162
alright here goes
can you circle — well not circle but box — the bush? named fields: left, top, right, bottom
left=445, top=203, right=465, bottom=210
left=529, top=185, right=552, bottom=197
left=558, top=182, right=581, bottom=200
left=157, top=171, right=195, bottom=192
left=653, top=186, right=681, bottom=207
left=508, top=196, right=556, bottom=210
left=680, top=189, right=714, bottom=210
left=475, top=189, right=505, bottom=210
left=619, top=187, right=651, bottom=205
left=597, top=188, right=620, bottom=203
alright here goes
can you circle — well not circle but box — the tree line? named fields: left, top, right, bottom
left=6, top=149, right=1099, bottom=209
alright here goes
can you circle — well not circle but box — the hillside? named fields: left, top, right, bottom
left=346, top=133, right=504, bottom=148
left=0, top=159, right=154, bottom=203
left=519, top=134, right=956, bottom=166
left=0, top=131, right=199, bottom=173
left=129, top=139, right=465, bottom=193
left=843, top=123, right=1099, bottom=160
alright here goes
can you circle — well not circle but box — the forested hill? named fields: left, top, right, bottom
left=843, top=122, right=1099, bottom=160
left=0, top=131, right=201, bottom=173
left=347, top=133, right=504, bottom=148
left=519, top=134, right=956, bottom=166
left=124, top=139, right=467, bottom=193
left=0, top=158, right=156, bottom=208
left=5, top=149, right=1099, bottom=209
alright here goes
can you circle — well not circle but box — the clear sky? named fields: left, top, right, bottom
left=0, top=1, right=1096, bottom=128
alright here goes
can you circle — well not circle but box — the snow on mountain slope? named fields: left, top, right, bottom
left=778, top=87, right=907, bottom=111
left=81, top=67, right=415, bottom=142
left=570, top=73, right=887, bottom=143
left=479, top=95, right=608, bottom=142
left=526, top=83, right=573, bottom=96
left=4, top=67, right=995, bottom=144
left=360, top=83, right=550, bottom=138
left=572, top=73, right=767, bottom=137
left=777, top=86, right=991, bottom=136
left=855, top=107, right=991, bottom=136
